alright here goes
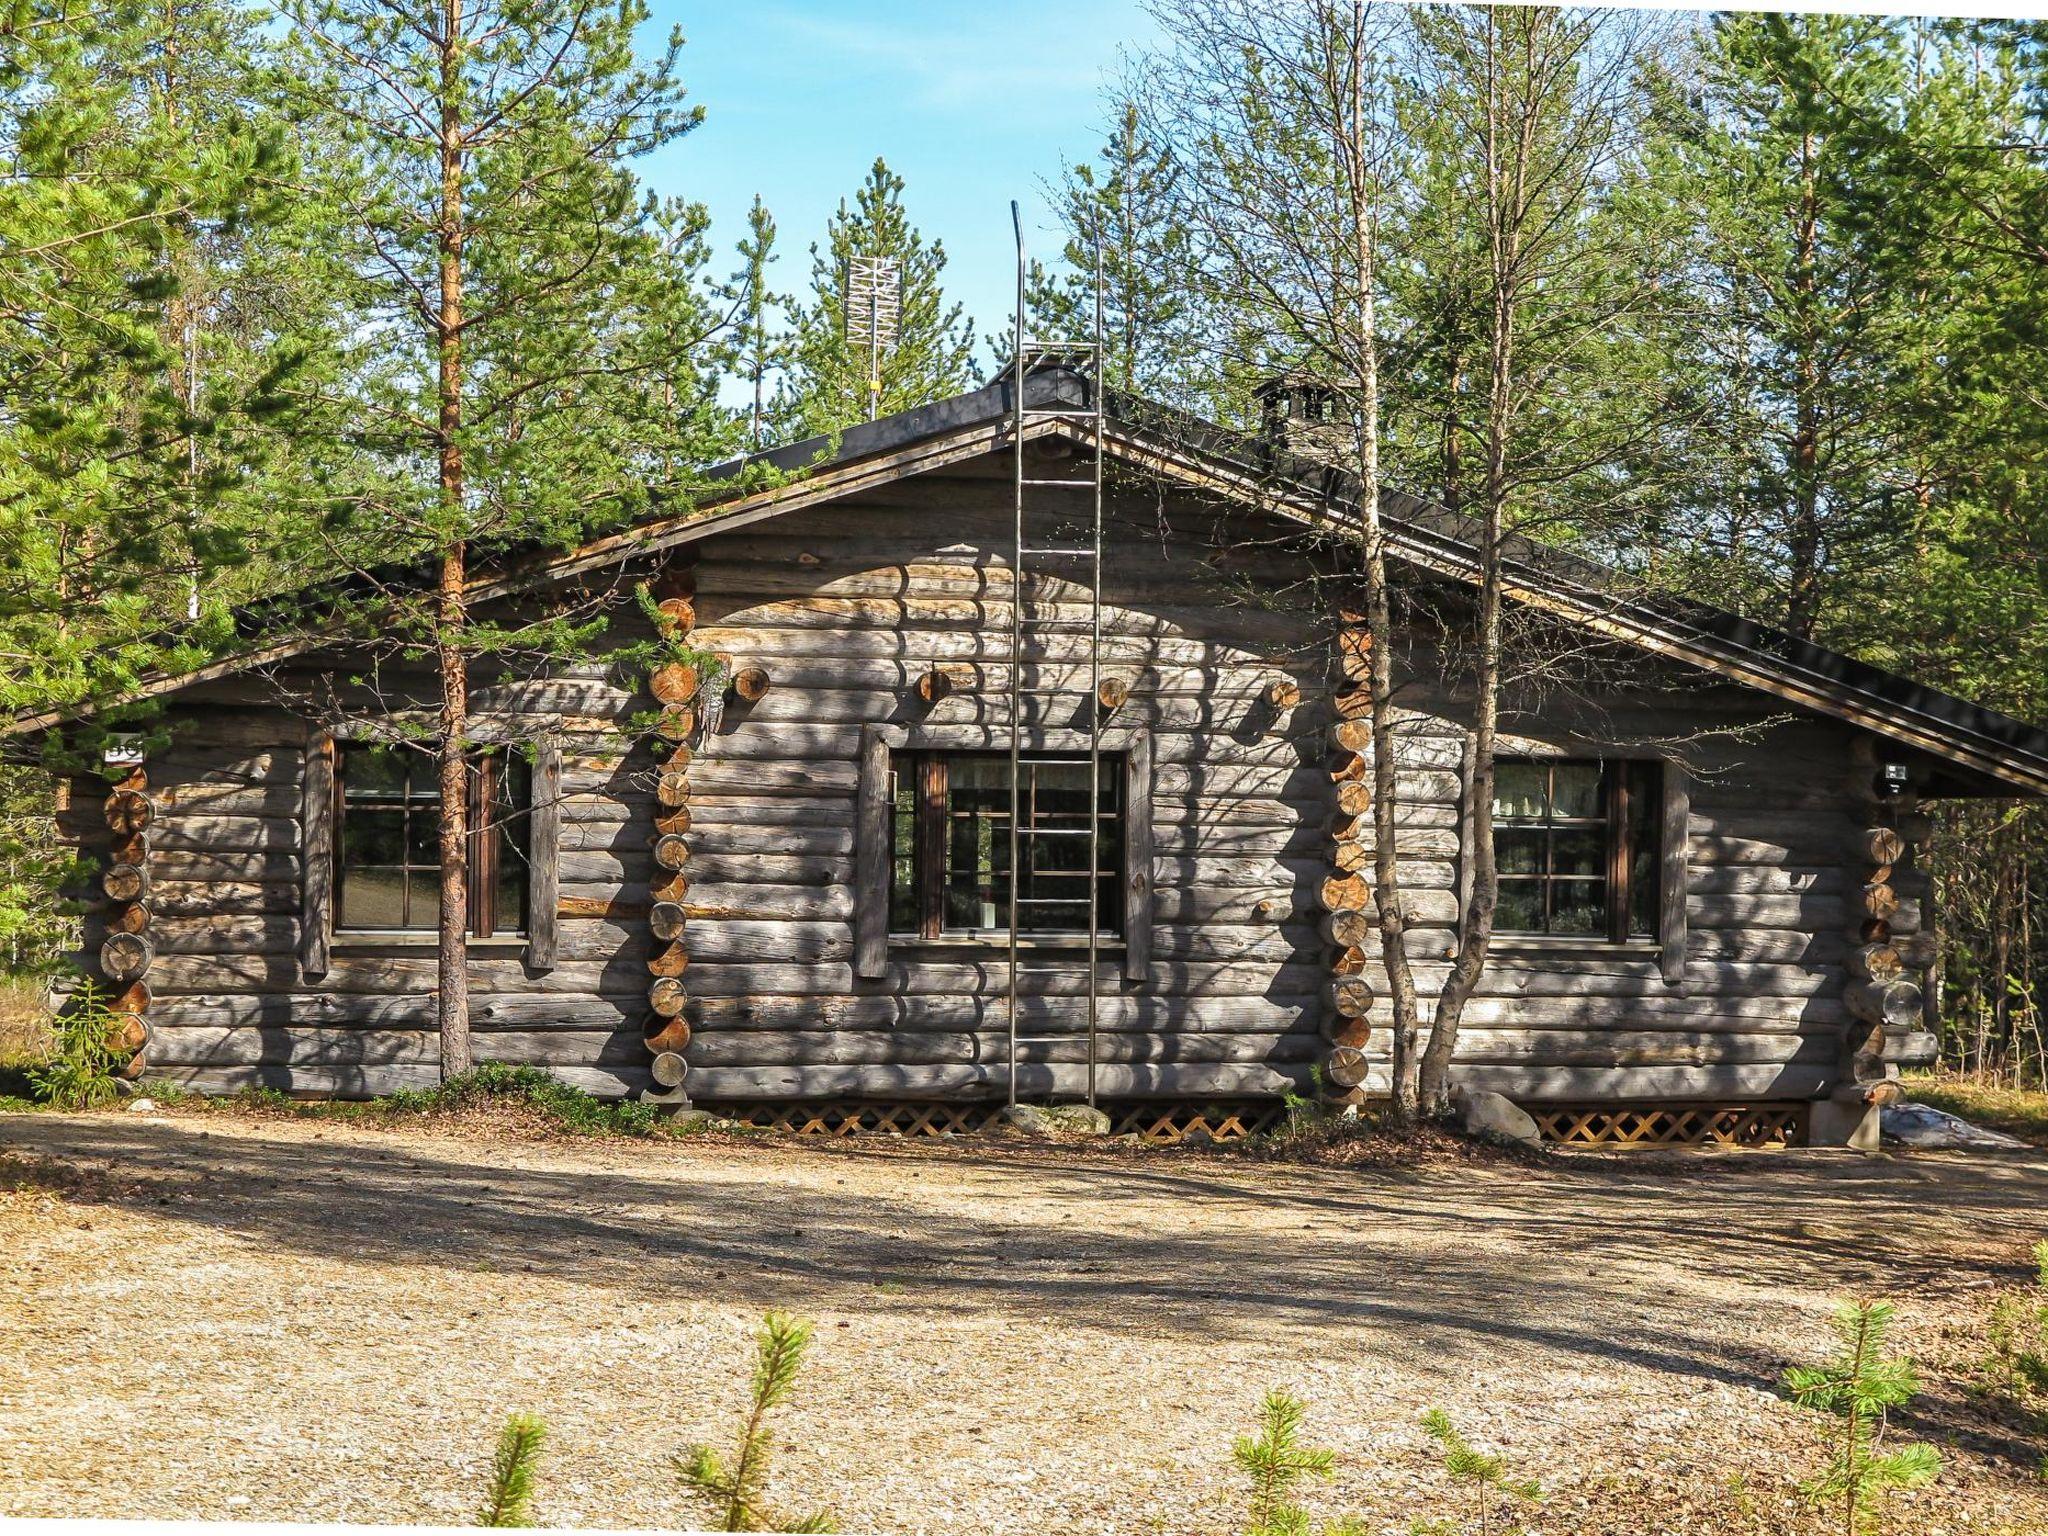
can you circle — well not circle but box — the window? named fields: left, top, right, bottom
left=336, top=743, right=529, bottom=935
left=889, top=751, right=1123, bottom=940
left=1492, top=759, right=1660, bottom=940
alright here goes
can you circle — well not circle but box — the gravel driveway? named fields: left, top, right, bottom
left=2, top=1109, right=2044, bottom=1535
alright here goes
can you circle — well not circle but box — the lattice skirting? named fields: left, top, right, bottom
left=1529, top=1102, right=1809, bottom=1148
left=704, top=1099, right=1290, bottom=1143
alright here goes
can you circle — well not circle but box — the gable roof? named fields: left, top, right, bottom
left=16, top=366, right=2048, bottom=798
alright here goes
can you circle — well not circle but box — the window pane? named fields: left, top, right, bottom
left=1496, top=881, right=1543, bottom=934
left=1551, top=763, right=1604, bottom=820
left=1496, top=829, right=1545, bottom=876
left=342, top=809, right=407, bottom=868
left=1552, top=829, right=1605, bottom=878
left=890, top=768, right=917, bottom=933
left=492, top=823, right=527, bottom=933
left=1029, top=761, right=1094, bottom=819
left=948, top=755, right=1010, bottom=808
left=340, top=867, right=407, bottom=929
left=406, top=805, right=439, bottom=864
left=1627, top=762, right=1661, bottom=939
left=1493, top=763, right=1548, bottom=820
left=347, top=744, right=418, bottom=798
left=494, top=859, right=526, bottom=933
left=1024, top=901, right=1089, bottom=932
left=1551, top=880, right=1607, bottom=935
left=946, top=803, right=1007, bottom=932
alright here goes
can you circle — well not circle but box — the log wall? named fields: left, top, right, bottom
left=61, top=468, right=1911, bottom=1106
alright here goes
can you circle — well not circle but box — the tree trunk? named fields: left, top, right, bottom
left=1784, top=129, right=1823, bottom=642
left=434, top=0, right=471, bottom=1079
left=1419, top=8, right=1517, bottom=1116
left=1331, top=0, right=1423, bottom=1125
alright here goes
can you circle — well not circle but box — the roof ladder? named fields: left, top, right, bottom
left=1006, top=200, right=1108, bottom=1110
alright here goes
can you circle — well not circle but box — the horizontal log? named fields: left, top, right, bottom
left=680, top=1030, right=1321, bottom=1069
left=686, top=1061, right=1307, bottom=1101
left=150, top=1062, right=644, bottom=1099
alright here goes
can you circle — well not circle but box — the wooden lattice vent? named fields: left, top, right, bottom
left=1318, top=612, right=1376, bottom=1107
left=709, top=1100, right=1291, bottom=1143
left=642, top=571, right=698, bottom=1106
left=98, top=754, right=155, bottom=1082
left=1532, top=1103, right=1809, bottom=1148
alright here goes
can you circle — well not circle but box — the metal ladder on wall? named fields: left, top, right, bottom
left=1006, top=202, right=1108, bottom=1108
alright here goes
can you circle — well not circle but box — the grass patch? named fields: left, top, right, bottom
left=0, top=975, right=52, bottom=1075
left=1901, top=1073, right=2048, bottom=1147
left=155, top=1062, right=712, bottom=1140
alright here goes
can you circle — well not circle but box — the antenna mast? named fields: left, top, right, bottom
left=844, top=254, right=901, bottom=422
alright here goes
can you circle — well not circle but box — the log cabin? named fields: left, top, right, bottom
left=20, top=365, right=2048, bottom=1146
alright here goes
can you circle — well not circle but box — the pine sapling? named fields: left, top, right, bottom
left=1231, top=1390, right=1364, bottom=1536
left=677, top=1311, right=833, bottom=1533
left=1784, top=1300, right=1940, bottom=1535
left=1415, top=1410, right=1540, bottom=1536
left=477, top=1413, right=546, bottom=1527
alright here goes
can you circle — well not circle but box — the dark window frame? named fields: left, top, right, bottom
left=889, top=749, right=1125, bottom=942
left=1491, top=757, right=1660, bottom=943
left=333, top=742, right=530, bottom=937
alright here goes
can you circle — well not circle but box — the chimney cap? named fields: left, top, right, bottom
left=1253, top=372, right=1350, bottom=420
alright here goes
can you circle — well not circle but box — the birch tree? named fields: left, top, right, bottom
left=1135, top=1, right=1679, bottom=1118
left=1135, top=0, right=1429, bottom=1115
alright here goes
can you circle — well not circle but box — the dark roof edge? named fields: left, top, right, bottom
left=1095, top=385, right=2048, bottom=794
left=11, top=366, right=2047, bottom=798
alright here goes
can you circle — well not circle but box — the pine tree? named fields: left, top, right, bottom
left=476, top=1413, right=546, bottom=1527
left=721, top=196, right=787, bottom=449
left=677, top=1312, right=834, bottom=1534
left=1649, top=13, right=1928, bottom=648
left=1230, top=1390, right=1363, bottom=1536
left=0, top=0, right=309, bottom=716
left=778, top=159, right=977, bottom=438
left=1784, top=1301, right=1941, bottom=1536
left=278, top=0, right=731, bottom=1074
left=1039, top=99, right=1199, bottom=400
left=1414, top=1410, right=1540, bottom=1536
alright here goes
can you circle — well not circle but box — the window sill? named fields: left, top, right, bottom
left=332, top=931, right=530, bottom=952
left=1486, top=935, right=1660, bottom=959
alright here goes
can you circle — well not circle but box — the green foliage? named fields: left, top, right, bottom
left=27, top=980, right=125, bottom=1110
left=1230, top=1389, right=1362, bottom=1536
left=1412, top=1409, right=1539, bottom=1536
left=777, top=158, right=978, bottom=438
left=677, top=1312, right=834, bottom=1533
left=1784, top=1301, right=1940, bottom=1535
left=0, top=0, right=319, bottom=722
left=377, top=1064, right=665, bottom=1137
left=1029, top=99, right=1200, bottom=402
left=478, top=1413, right=547, bottom=1527
left=1981, top=1239, right=2048, bottom=1465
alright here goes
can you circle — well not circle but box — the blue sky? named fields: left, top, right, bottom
left=639, top=1, right=1157, bottom=362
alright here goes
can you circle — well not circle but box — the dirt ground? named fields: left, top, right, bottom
left=2, top=1109, right=2045, bottom=1536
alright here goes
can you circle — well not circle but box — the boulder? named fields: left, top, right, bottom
left=998, top=1103, right=1112, bottom=1139
left=1881, top=1101, right=2027, bottom=1151
left=1454, top=1086, right=1541, bottom=1147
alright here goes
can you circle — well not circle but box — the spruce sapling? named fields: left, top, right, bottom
left=1414, top=1410, right=1539, bottom=1536
left=1784, top=1300, right=1940, bottom=1535
left=677, top=1312, right=833, bottom=1533
left=477, top=1413, right=546, bottom=1527
left=1231, top=1389, right=1364, bottom=1536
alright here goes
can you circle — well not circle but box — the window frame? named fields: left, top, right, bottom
left=888, top=748, right=1126, bottom=944
left=1488, top=756, right=1661, bottom=945
left=332, top=742, right=530, bottom=938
